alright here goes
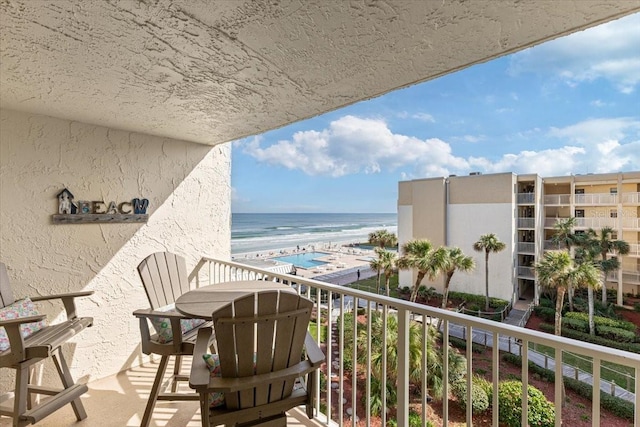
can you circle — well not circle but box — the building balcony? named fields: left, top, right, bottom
left=186, top=259, right=637, bottom=427
left=574, top=217, right=618, bottom=229
left=609, top=270, right=640, bottom=285
left=13, top=258, right=640, bottom=427
left=544, top=194, right=571, bottom=205
left=517, top=193, right=535, bottom=204
left=622, top=218, right=640, bottom=230
left=517, top=266, right=535, bottom=279
left=622, top=192, right=640, bottom=205
left=574, top=193, right=618, bottom=205
left=517, top=217, right=536, bottom=229
left=628, top=244, right=640, bottom=258
left=517, top=242, right=536, bottom=254
left=544, top=217, right=571, bottom=228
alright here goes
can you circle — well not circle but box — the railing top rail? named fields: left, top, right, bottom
left=193, top=257, right=640, bottom=368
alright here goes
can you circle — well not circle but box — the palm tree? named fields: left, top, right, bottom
left=397, top=239, right=446, bottom=302
left=535, top=250, right=599, bottom=336
left=369, top=248, right=397, bottom=296
left=368, top=229, right=398, bottom=249
left=580, top=227, right=630, bottom=304
left=551, top=217, right=579, bottom=310
left=437, top=247, right=475, bottom=329
left=473, top=234, right=506, bottom=311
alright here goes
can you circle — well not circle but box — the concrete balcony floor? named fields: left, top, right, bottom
left=4, top=357, right=319, bottom=427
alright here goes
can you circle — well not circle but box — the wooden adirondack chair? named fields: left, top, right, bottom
left=0, top=262, right=93, bottom=427
left=189, top=291, right=325, bottom=427
left=133, top=252, right=213, bottom=427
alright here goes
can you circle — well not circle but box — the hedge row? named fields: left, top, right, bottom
left=448, top=291, right=509, bottom=309
left=538, top=322, right=640, bottom=353
left=564, top=311, right=636, bottom=332
left=533, top=306, right=555, bottom=322
left=502, top=353, right=633, bottom=421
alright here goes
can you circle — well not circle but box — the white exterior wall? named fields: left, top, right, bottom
left=448, top=203, right=515, bottom=303
left=0, top=109, right=231, bottom=391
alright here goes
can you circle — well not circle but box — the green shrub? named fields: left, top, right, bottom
left=533, top=306, right=556, bottom=322
left=596, top=325, right=636, bottom=342
left=564, top=312, right=636, bottom=332
left=539, top=298, right=554, bottom=308
left=539, top=322, right=640, bottom=353
left=634, top=302, right=640, bottom=313
left=561, top=317, right=588, bottom=333
left=498, top=380, right=555, bottom=427
left=455, top=376, right=490, bottom=415
left=502, top=353, right=634, bottom=421
left=474, top=375, right=493, bottom=406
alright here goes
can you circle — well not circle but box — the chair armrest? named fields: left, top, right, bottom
left=205, top=360, right=317, bottom=393
left=30, top=290, right=94, bottom=320
left=189, top=327, right=214, bottom=391
left=132, top=308, right=187, bottom=320
left=0, top=315, right=46, bottom=358
left=304, top=332, right=325, bottom=367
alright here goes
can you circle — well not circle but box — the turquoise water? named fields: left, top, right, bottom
left=271, top=252, right=329, bottom=268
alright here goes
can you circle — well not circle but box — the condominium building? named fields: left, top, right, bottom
left=397, top=171, right=640, bottom=306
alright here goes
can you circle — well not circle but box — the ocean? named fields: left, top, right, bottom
left=231, top=213, right=397, bottom=255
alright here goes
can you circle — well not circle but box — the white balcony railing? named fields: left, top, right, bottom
left=189, top=258, right=640, bottom=427
left=622, top=192, right=640, bottom=204
left=622, top=218, right=640, bottom=229
left=574, top=193, right=618, bottom=205
left=574, top=217, right=618, bottom=229
left=544, top=217, right=571, bottom=228
left=628, top=244, right=640, bottom=257
left=517, top=193, right=535, bottom=204
left=517, top=266, right=535, bottom=279
left=517, top=242, right=535, bottom=253
left=544, top=194, right=571, bottom=205
left=517, top=217, right=535, bottom=229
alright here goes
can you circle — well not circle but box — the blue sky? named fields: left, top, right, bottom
left=232, top=13, right=640, bottom=214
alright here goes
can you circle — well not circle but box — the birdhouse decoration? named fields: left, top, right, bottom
left=57, top=188, right=78, bottom=214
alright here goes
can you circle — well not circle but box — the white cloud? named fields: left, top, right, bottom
left=239, top=115, right=468, bottom=177
left=239, top=116, right=639, bottom=179
left=412, top=112, right=435, bottom=122
left=590, top=99, right=607, bottom=107
left=508, top=13, right=640, bottom=93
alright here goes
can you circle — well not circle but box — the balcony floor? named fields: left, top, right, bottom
left=2, top=358, right=319, bottom=427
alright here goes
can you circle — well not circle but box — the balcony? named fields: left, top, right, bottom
left=628, top=244, right=640, bottom=258
left=544, top=217, right=571, bottom=228
left=517, top=242, right=536, bottom=254
left=574, top=217, right=618, bottom=229
left=610, top=270, right=640, bottom=285
left=622, top=192, right=640, bottom=205
left=622, top=217, right=640, bottom=229
left=517, top=217, right=536, bottom=229
left=517, top=193, right=535, bottom=204
left=544, top=194, right=571, bottom=205
left=574, top=193, right=618, bottom=205
left=185, top=258, right=638, bottom=426
left=517, top=266, right=535, bottom=279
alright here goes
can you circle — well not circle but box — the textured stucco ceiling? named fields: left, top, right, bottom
left=1, top=1, right=639, bottom=146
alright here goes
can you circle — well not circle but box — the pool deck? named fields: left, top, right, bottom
left=232, top=244, right=377, bottom=281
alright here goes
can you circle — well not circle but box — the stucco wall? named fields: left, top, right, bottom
left=0, top=108, right=231, bottom=391
left=448, top=203, right=515, bottom=303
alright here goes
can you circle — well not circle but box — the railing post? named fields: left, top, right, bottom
left=396, top=308, right=409, bottom=427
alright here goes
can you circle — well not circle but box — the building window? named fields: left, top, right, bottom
left=610, top=210, right=617, bottom=218
left=575, top=209, right=585, bottom=217
left=575, top=188, right=585, bottom=194
left=610, top=187, right=618, bottom=194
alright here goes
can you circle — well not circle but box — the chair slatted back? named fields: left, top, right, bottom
left=0, top=262, right=16, bottom=308
left=137, top=252, right=190, bottom=309
left=213, top=291, right=312, bottom=410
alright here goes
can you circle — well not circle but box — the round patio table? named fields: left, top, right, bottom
left=175, top=280, right=294, bottom=319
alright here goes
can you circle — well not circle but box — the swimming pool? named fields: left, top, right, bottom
left=271, top=252, right=329, bottom=268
